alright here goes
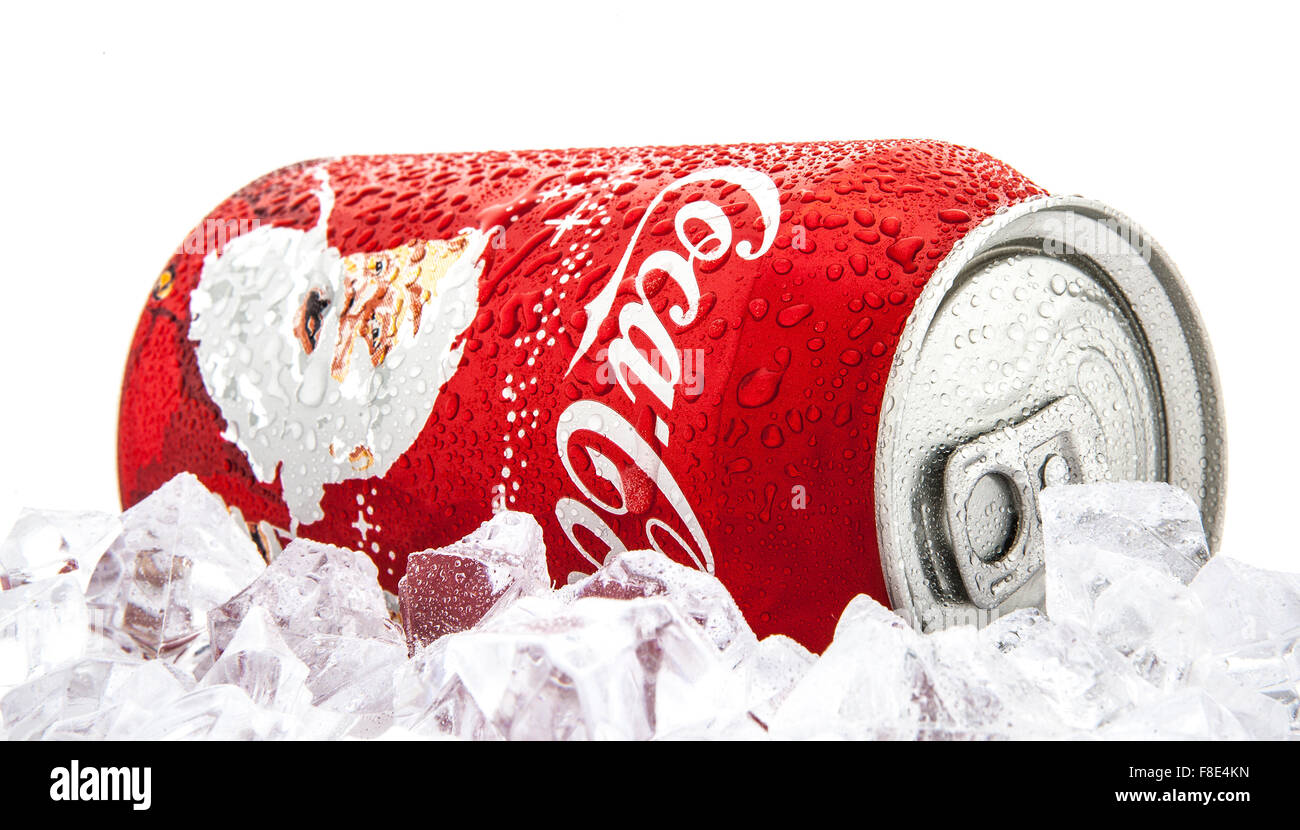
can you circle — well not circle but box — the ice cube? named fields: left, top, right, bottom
left=1097, top=568, right=1209, bottom=688
left=0, top=573, right=90, bottom=689
left=398, top=553, right=519, bottom=653
left=40, top=660, right=194, bottom=740
left=1187, top=667, right=1291, bottom=739
left=1100, top=688, right=1251, bottom=740
left=912, top=625, right=1016, bottom=738
left=201, top=606, right=311, bottom=711
left=209, top=537, right=398, bottom=658
left=112, top=685, right=268, bottom=739
left=462, top=511, right=550, bottom=589
left=1, top=655, right=192, bottom=740
left=1041, top=483, right=1210, bottom=688
left=293, top=633, right=406, bottom=714
left=110, top=683, right=353, bottom=740
left=0, top=508, right=121, bottom=592
left=85, top=473, right=264, bottom=661
left=365, top=723, right=453, bottom=741
left=395, top=596, right=732, bottom=740
left=707, top=634, right=815, bottom=738
left=397, top=511, right=549, bottom=652
left=770, top=594, right=938, bottom=739
left=1215, top=638, right=1300, bottom=729
left=772, top=598, right=1081, bottom=740
left=912, top=622, right=1048, bottom=740
left=737, top=635, right=815, bottom=721
left=206, top=539, right=407, bottom=719
left=1192, top=555, right=1300, bottom=650
left=570, top=549, right=757, bottom=666
left=391, top=637, right=476, bottom=737
left=1040, top=482, right=1209, bottom=587
left=977, top=608, right=1157, bottom=734
left=1189, top=556, right=1300, bottom=731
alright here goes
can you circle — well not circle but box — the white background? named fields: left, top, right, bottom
left=1, top=1, right=1295, bottom=571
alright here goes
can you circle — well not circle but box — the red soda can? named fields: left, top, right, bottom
left=117, top=140, right=1224, bottom=649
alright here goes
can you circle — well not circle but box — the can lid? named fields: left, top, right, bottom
left=875, top=196, right=1225, bottom=632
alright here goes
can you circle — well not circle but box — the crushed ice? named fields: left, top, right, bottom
left=1, top=474, right=1297, bottom=740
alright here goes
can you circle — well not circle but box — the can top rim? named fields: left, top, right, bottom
left=875, top=194, right=1226, bottom=631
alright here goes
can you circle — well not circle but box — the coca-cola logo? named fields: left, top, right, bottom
left=554, top=167, right=780, bottom=571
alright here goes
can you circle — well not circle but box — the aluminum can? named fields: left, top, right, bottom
left=117, top=140, right=1224, bottom=649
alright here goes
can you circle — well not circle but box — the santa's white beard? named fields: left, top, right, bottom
left=188, top=176, right=487, bottom=529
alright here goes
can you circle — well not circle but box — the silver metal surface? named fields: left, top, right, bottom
left=943, top=395, right=1107, bottom=608
left=875, top=196, right=1226, bottom=632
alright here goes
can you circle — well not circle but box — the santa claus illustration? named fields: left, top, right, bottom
left=188, top=168, right=490, bottom=530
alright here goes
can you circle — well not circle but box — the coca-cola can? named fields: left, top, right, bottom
left=117, top=140, right=1225, bottom=649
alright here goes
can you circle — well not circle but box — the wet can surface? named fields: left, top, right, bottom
left=117, top=140, right=1224, bottom=650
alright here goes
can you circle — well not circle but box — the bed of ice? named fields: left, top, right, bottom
left=1, top=474, right=1296, bottom=740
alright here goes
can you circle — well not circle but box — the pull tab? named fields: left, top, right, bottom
left=942, top=395, right=1109, bottom=608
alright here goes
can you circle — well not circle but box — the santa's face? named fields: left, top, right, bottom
left=188, top=172, right=488, bottom=529
left=329, top=235, right=474, bottom=382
